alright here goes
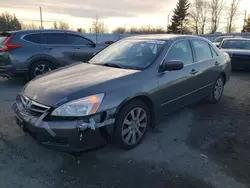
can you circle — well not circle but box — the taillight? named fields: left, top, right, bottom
left=0, top=35, right=21, bottom=52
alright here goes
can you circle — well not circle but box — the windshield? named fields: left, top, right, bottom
left=89, top=39, right=166, bottom=70
left=221, top=40, right=250, bottom=50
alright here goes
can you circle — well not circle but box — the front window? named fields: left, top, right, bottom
left=67, top=34, right=93, bottom=45
left=89, top=39, right=166, bottom=70
left=221, top=40, right=250, bottom=50
left=165, top=40, right=193, bottom=65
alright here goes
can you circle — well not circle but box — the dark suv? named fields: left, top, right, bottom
left=0, top=29, right=104, bottom=79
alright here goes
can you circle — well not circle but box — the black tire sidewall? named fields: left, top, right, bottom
left=209, top=75, right=224, bottom=103
left=29, top=61, right=53, bottom=80
left=114, top=100, right=150, bottom=150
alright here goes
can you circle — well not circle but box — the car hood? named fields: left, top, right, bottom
left=23, top=63, right=139, bottom=107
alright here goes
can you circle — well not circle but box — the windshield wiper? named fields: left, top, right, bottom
left=102, top=63, right=123, bottom=68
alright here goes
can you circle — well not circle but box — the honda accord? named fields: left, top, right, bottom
left=13, top=35, right=231, bottom=152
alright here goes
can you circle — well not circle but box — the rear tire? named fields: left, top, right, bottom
left=28, top=60, right=53, bottom=80
left=208, top=75, right=224, bottom=103
left=113, top=100, right=150, bottom=150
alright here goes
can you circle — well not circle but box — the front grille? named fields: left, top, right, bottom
left=18, top=94, right=50, bottom=116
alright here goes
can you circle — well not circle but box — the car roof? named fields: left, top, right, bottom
left=222, top=38, right=250, bottom=41
left=217, top=36, right=233, bottom=38
left=1, top=29, right=79, bottom=35
left=125, top=34, right=206, bottom=41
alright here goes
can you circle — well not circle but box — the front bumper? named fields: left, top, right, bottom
left=13, top=101, right=115, bottom=153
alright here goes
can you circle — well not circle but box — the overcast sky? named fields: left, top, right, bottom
left=0, top=0, right=250, bottom=32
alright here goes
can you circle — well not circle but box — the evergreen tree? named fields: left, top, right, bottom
left=0, top=12, right=21, bottom=31
left=11, top=15, right=21, bottom=30
left=168, top=0, right=190, bottom=34
left=242, top=15, right=250, bottom=32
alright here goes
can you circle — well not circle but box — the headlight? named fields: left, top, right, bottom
left=51, top=93, right=105, bottom=117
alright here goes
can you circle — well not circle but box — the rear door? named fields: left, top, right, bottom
left=41, top=32, right=75, bottom=66
left=190, top=39, right=219, bottom=97
left=66, top=33, right=98, bottom=62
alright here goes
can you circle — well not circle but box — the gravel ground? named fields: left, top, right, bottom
left=0, top=72, right=249, bottom=188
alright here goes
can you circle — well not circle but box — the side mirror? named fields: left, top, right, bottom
left=159, top=60, right=184, bottom=73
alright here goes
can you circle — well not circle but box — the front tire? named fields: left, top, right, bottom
left=114, top=100, right=150, bottom=150
left=208, top=75, right=224, bottom=103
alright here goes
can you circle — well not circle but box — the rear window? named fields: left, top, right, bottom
left=191, top=40, right=213, bottom=62
left=221, top=40, right=250, bottom=50
left=42, top=33, right=69, bottom=45
left=23, top=33, right=43, bottom=44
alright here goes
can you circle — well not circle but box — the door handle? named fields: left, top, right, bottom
left=74, top=47, right=81, bottom=50
left=215, top=61, right=220, bottom=66
left=190, top=69, right=198, bottom=75
left=44, top=47, right=53, bottom=50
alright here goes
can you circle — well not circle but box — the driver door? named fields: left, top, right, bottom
left=156, top=40, right=201, bottom=114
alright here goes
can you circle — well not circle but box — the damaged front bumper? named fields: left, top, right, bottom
left=13, top=100, right=116, bottom=153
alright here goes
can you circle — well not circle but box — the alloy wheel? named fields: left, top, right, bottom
left=121, top=107, right=147, bottom=145
left=214, top=78, right=224, bottom=100
left=34, top=64, right=51, bottom=77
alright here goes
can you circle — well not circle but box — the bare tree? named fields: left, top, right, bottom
left=77, top=28, right=86, bottom=33
left=209, top=0, right=226, bottom=33
left=21, top=22, right=39, bottom=30
left=92, top=15, right=108, bottom=34
left=53, top=21, right=58, bottom=29
left=113, top=27, right=126, bottom=34
left=199, top=1, right=209, bottom=34
left=189, top=0, right=201, bottom=34
left=189, top=0, right=209, bottom=34
left=58, top=21, right=70, bottom=30
left=226, top=0, right=241, bottom=33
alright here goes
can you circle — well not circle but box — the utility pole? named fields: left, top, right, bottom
left=242, top=9, right=247, bottom=32
left=94, top=15, right=99, bottom=43
left=244, top=9, right=247, bottom=26
left=40, top=7, right=43, bottom=29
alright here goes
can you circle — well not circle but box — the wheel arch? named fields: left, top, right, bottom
left=115, top=93, right=156, bottom=127
left=220, top=72, right=226, bottom=85
left=27, top=55, right=59, bottom=70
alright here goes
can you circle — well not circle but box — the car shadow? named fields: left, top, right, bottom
left=0, top=77, right=27, bottom=85
left=186, top=93, right=250, bottom=186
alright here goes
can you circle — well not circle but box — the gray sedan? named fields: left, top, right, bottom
left=13, top=35, right=231, bottom=152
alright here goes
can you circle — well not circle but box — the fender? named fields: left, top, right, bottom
left=26, top=54, right=62, bottom=69
left=114, top=92, right=155, bottom=116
